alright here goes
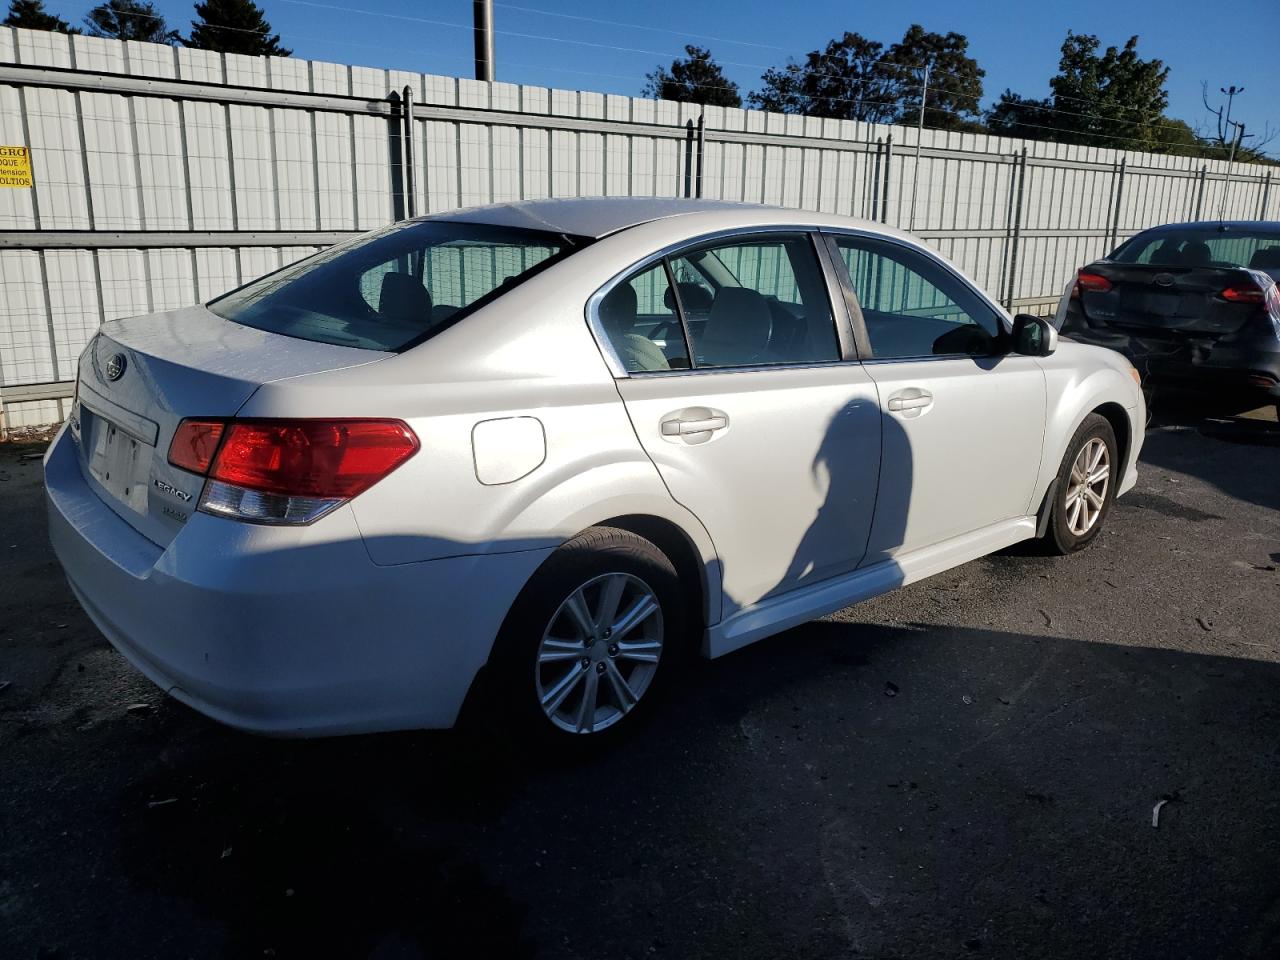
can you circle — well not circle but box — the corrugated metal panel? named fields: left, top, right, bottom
left=1, top=29, right=1275, bottom=426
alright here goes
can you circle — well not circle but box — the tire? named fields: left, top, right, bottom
left=486, top=526, right=685, bottom=749
left=1040, top=413, right=1119, bottom=555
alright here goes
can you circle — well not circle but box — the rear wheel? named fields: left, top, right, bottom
left=488, top=526, right=685, bottom=747
left=1041, top=413, right=1118, bottom=555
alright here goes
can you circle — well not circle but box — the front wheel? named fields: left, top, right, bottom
left=1040, top=413, right=1118, bottom=555
left=488, top=526, right=685, bottom=747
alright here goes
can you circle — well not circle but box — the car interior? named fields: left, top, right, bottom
left=601, top=238, right=842, bottom=371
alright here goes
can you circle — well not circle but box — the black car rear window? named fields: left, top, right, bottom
left=209, top=221, right=588, bottom=351
left=1112, top=226, right=1280, bottom=270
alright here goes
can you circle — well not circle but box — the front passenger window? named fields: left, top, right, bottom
left=833, top=237, right=1001, bottom=359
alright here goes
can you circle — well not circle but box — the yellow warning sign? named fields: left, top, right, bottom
left=0, top=146, right=33, bottom=188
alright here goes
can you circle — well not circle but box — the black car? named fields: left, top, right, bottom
left=1055, top=220, right=1280, bottom=413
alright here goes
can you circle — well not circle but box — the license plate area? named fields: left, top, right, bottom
left=84, top=407, right=153, bottom=513
left=1119, top=288, right=1181, bottom=317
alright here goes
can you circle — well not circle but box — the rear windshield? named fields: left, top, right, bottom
left=209, top=221, right=588, bottom=351
left=1112, top=226, right=1280, bottom=270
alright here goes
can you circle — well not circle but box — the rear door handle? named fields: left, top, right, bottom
left=886, top=388, right=934, bottom=416
left=659, top=407, right=730, bottom=443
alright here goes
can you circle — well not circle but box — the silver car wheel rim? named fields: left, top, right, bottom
left=1065, top=438, right=1110, bottom=536
left=535, top=572, right=664, bottom=735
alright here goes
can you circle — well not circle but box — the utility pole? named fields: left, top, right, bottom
left=907, top=61, right=930, bottom=232
left=1218, top=119, right=1248, bottom=220
left=473, top=0, right=494, bottom=82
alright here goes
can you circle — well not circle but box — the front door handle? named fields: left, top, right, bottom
left=659, top=407, right=730, bottom=444
left=662, top=415, right=728, bottom=436
left=886, top=388, right=934, bottom=417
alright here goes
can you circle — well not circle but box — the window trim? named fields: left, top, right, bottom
left=819, top=228, right=1012, bottom=364
left=586, top=226, right=860, bottom=379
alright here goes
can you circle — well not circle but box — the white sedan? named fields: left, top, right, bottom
left=45, top=198, right=1144, bottom=744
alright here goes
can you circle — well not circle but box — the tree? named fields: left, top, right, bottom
left=1200, top=84, right=1277, bottom=165
left=749, top=32, right=897, bottom=123
left=887, top=25, right=985, bottom=131
left=643, top=45, right=741, bottom=108
left=185, top=0, right=289, bottom=56
left=84, top=0, right=177, bottom=43
left=3, top=0, right=78, bottom=33
left=747, top=25, right=985, bottom=129
left=987, top=33, right=1170, bottom=148
left=984, top=89, right=1055, bottom=140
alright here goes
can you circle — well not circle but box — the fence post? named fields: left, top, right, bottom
left=1258, top=171, right=1271, bottom=220
left=683, top=120, right=694, bottom=198
left=1193, top=165, right=1207, bottom=220
left=1108, top=157, right=1126, bottom=251
left=386, top=91, right=406, bottom=221
left=880, top=133, right=893, bottom=223
left=1003, top=147, right=1028, bottom=311
left=695, top=111, right=705, bottom=199
left=402, top=85, right=417, bottom=219
left=869, top=138, right=883, bottom=221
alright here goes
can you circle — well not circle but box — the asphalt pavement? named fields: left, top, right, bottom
left=2, top=409, right=1278, bottom=960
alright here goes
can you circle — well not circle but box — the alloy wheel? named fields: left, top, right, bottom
left=535, top=572, right=664, bottom=734
left=1065, top=437, right=1110, bottom=536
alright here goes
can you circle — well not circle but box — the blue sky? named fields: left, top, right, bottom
left=69, top=0, right=1280, bottom=152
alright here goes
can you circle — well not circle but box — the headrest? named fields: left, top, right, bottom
left=701, top=287, right=773, bottom=364
left=1150, top=239, right=1182, bottom=264
left=664, top=282, right=714, bottom=314
left=1248, top=246, right=1280, bottom=270
left=378, top=272, right=432, bottom=324
left=1178, top=240, right=1211, bottom=266
left=599, top=283, right=637, bottom=335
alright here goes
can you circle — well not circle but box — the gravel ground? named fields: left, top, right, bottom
left=1, top=410, right=1278, bottom=960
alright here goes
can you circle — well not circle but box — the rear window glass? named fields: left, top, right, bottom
left=1112, top=227, right=1280, bottom=270
left=209, top=222, right=587, bottom=351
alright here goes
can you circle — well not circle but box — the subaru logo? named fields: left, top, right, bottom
left=104, top=353, right=127, bottom=382
left=1153, top=273, right=1174, bottom=288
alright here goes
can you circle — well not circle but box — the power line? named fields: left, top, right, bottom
left=492, top=0, right=789, bottom=53
left=492, top=1, right=1275, bottom=137
left=281, top=0, right=1251, bottom=143
left=74, top=2, right=1276, bottom=157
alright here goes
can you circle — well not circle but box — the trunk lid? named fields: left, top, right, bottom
left=1077, top=262, right=1261, bottom=338
left=71, top=305, right=387, bottom=547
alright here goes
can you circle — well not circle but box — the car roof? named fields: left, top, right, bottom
left=422, top=197, right=900, bottom=241
left=1134, top=220, right=1280, bottom=234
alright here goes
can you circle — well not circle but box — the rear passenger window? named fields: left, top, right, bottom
left=832, top=237, right=1001, bottom=359
left=597, top=262, right=691, bottom=372
left=671, top=235, right=840, bottom=368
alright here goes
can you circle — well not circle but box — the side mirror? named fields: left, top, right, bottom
left=1011, top=314, right=1058, bottom=357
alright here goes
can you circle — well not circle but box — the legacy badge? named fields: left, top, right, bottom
left=153, top=478, right=192, bottom=502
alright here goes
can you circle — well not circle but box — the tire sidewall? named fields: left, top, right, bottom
left=1050, top=414, right=1118, bottom=553
left=488, top=528, right=685, bottom=748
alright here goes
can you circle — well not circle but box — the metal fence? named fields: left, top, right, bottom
left=1, top=27, right=1275, bottom=428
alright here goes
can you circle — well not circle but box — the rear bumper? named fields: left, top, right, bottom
left=1061, top=303, right=1280, bottom=402
left=45, top=425, right=552, bottom=736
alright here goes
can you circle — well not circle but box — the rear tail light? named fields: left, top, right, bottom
left=1220, top=284, right=1264, bottom=304
left=168, top=418, right=418, bottom=525
left=1072, top=271, right=1113, bottom=298
left=168, top=419, right=226, bottom=474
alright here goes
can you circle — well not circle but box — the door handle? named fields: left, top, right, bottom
left=659, top=407, right=730, bottom=443
left=661, top=415, right=728, bottom=436
left=886, top=388, right=934, bottom=416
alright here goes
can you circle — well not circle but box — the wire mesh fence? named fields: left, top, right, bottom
left=0, top=26, right=1275, bottom=427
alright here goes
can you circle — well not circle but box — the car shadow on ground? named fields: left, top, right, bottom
left=1141, top=399, right=1280, bottom=512
left=83, top=616, right=1280, bottom=960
